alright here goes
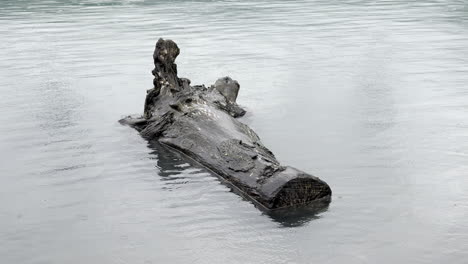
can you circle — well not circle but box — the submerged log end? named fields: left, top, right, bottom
left=261, top=167, right=332, bottom=209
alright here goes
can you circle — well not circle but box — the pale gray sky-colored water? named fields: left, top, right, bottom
left=1, top=0, right=468, bottom=263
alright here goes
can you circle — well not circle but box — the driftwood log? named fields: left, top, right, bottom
left=120, top=38, right=332, bottom=209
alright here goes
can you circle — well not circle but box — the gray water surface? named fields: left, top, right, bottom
left=1, top=0, right=468, bottom=263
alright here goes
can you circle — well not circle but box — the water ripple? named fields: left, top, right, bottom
left=1, top=0, right=468, bottom=263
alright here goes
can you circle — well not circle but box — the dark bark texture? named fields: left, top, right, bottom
left=120, top=38, right=332, bottom=209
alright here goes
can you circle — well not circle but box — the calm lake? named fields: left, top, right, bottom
left=1, top=0, right=468, bottom=263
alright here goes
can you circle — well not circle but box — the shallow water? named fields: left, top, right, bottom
left=1, top=0, right=468, bottom=263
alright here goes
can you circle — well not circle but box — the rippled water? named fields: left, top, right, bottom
left=1, top=0, right=468, bottom=263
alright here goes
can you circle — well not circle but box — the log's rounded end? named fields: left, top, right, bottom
left=270, top=177, right=331, bottom=209
left=260, top=167, right=331, bottom=209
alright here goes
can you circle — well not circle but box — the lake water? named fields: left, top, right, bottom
left=1, top=0, right=468, bottom=263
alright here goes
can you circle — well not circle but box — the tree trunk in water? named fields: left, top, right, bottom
left=120, top=38, right=332, bottom=209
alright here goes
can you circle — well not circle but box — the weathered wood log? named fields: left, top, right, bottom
left=120, top=38, right=332, bottom=209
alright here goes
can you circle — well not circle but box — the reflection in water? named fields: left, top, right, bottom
left=149, top=141, right=189, bottom=178
left=263, top=199, right=330, bottom=228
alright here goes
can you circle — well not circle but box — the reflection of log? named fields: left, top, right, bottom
left=120, top=38, right=332, bottom=209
